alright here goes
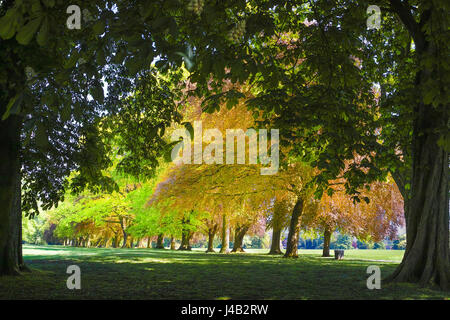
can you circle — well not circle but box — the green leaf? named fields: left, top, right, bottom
left=61, top=104, right=71, bottom=122
left=0, top=8, right=19, bottom=40
left=42, top=0, right=55, bottom=7
left=35, top=122, right=49, bottom=149
left=126, top=57, right=144, bottom=75
left=93, top=21, right=106, bottom=35
left=64, top=51, right=80, bottom=69
left=90, top=82, right=104, bottom=104
left=182, top=122, right=194, bottom=138
left=1, top=94, right=20, bottom=120
left=31, top=0, right=42, bottom=13
left=96, top=49, right=106, bottom=65
left=141, top=5, right=154, bottom=19
left=326, top=188, right=334, bottom=197
left=437, top=135, right=450, bottom=152
left=36, top=16, right=49, bottom=46
left=16, top=16, right=42, bottom=45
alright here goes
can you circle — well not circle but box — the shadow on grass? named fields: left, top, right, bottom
left=1, top=246, right=448, bottom=300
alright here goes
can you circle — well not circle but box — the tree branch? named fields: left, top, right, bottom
left=389, top=0, right=425, bottom=52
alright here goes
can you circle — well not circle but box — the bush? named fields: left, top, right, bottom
left=392, top=235, right=406, bottom=250
left=373, top=242, right=385, bottom=250
left=333, top=234, right=353, bottom=250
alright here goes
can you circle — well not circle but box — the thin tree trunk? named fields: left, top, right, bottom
left=284, top=198, right=304, bottom=258
left=156, top=233, right=164, bottom=249
left=219, top=214, right=229, bottom=253
left=147, top=237, right=151, bottom=248
left=205, top=225, right=218, bottom=253
left=113, top=235, right=120, bottom=248
left=120, top=218, right=127, bottom=248
left=268, top=227, right=283, bottom=255
left=170, top=236, right=176, bottom=250
left=322, top=228, right=331, bottom=257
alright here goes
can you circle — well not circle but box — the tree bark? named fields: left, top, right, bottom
left=387, top=100, right=450, bottom=289
left=0, top=115, right=24, bottom=275
left=219, top=214, right=229, bottom=253
left=231, top=225, right=249, bottom=252
left=120, top=218, right=127, bottom=248
left=283, top=198, right=304, bottom=258
left=178, top=217, right=193, bottom=250
left=170, top=236, right=176, bottom=250
left=112, top=235, right=120, bottom=248
left=156, top=233, right=164, bottom=249
left=205, top=225, right=218, bottom=253
left=385, top=0, right=450, bottom=290
left=268, top=227, right=283, bottom=255
left=178, top=231, right=193, bottom=250
left=322, top=228, right=331, bottom=257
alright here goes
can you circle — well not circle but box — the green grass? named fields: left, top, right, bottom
left=0, top=245, right=448, bottom=300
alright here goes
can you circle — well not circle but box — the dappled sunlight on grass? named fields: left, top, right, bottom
left=0, top=245, right=446, bottom=300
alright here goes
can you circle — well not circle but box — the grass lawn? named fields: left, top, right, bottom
left=0, top=245, right=448, bottom=300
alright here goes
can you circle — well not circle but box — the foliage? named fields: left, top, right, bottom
left=334, top=234, right=353, bottom=250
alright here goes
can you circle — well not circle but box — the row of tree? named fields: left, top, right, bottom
left=42, top=96, right=404, bottom=258
left=1, top=0, right=448, bottom=289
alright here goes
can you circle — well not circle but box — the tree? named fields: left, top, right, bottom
left=302, top=176, right=404, bottom=257
left=179, top=0, right=449, bottom=288
left=2, top=0, right=448, bottom=288
left=0, top=0, right=190, bottom=275
left=266, top=194, right=292, bottom=255
left=147, top=91, right=277, bottom=254
left=255, top=162, right=317, bottom=258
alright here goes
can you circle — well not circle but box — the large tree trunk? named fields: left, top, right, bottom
left=156, top=233, right=164, bottom=249
left=178, top=217, right=193, bottom=251
left=178, top=231, right=193, bottom=250
left=388, top=100, right=449, bottom=289
left=268, top=227, right=283, bottom=255
left=0, top=115, right=24, bottom=275
left=385, top=1, right=450, bottom=290
left=322, top=228, right=331, bottom=257
left=219, top=214, right=229, bottom=253
left=284, top=198, right=304, bottom=258
left=231, top=225, right=249, bottom=253
left=205, top=225, right=218, bottom=253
